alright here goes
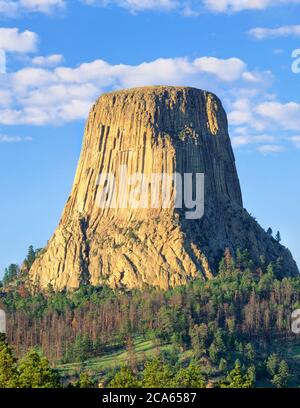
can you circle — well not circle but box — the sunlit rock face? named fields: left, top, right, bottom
left=29, top=86, right=299, bottom=291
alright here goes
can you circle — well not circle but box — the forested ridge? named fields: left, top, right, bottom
left=1, top=248, right=300, bottom=387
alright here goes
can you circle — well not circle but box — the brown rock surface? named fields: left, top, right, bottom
left=29, top=86, right=299, bottom=291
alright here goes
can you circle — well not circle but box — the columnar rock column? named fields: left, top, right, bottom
left=29, top=86, right=299, bottom=291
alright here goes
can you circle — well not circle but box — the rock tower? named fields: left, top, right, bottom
left=29, top=86, right=299, bottom=290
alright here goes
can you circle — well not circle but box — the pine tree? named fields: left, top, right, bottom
left=2, top=264, right=19, bottom=286
left=108, top=367, right=141, bottom=388
left=219, top=248, right=235, bottom=276
left=219, top=358, right=227, bottom=372
left=174, top=364, right=206, bottom=388
left=271, top=360, right=289, bottom=388
left=73, top=372, right=95, bottom=388
left=245, top=343, right=255, bottom=362
left=142, top=358, right=174, bottom=388
left=0, top=334, right=19, bottom=388
left=266, top=354, right=280, bottom=377
left=24, top=245, right=36, bottom=271
left=18, top=349, right=60, bottom=388
left=275, top=231, right=282, bottom=243
left=220, top=360, right=254, bottom=388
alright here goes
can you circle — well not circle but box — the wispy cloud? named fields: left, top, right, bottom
left=19, top=0, right=65, bottom=13
left=231, top=128, right=276, bottom=148
left=0, top=133, right=32, bottom=142
left=0, top=0, right=65, bottom=16
left=203, top=0, right=300, bottom=13
left=290, top=135, right=300, bottom=148
left=82, top=0, right=300, bottom=15
left=249, top=24, right=300, bottom=40
left=230, top=126, right=287, bottom=154
left=0, top=50, right=5, bottom=73
left=0, top=0, right=299, bottom=17
left=83, top=0, right=177, bottom=12
left=257, top=144, right=286, bottom=154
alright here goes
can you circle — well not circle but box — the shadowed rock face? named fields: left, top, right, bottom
left=29, top=86, right=299, bottom=291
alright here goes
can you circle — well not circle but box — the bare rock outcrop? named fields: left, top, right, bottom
left=29, top=86, right=299, bottom=290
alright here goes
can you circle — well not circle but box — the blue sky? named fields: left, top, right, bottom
left=0, top=0, right=300, bottom=276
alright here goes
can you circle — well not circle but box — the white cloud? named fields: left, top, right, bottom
left=290, top=135, right=300, bottom=148
left=227, top=96, right=274, bottom=131
left=255, top=101, right=300, bottom=131
left=203, top=0, right=300, bottom=13
left=273, top=48, right=284, bottom=55
left=32, top=54, right=64, bottom=67
left=0, top=1, right=18, bottom=16
left=0, top=28, right=38, bottom=53
left=0, top=50, right=298, bottom=152
left=226, top=94, right=300, bottom=153
left=0, top=89, right=12, bottom=106
left=92, top=56, right=246, bottom=85
left=20, top=0, right=65, bottom=13
left=0, top=133, right=32, bottom=142
left=249, top=25, right=300, bottom=40
left=0, top=53, right=287, bottom=135
left=13, top=67, right=56, bottom=91
left=257, top=144, right=286, bottom=153
left=0, top=50, right=6, bottom=73
left=0, top=0, right=64, bottom=16
left=230, top=126, right=278, bottom=151
left=1, top=0, right=297, bottom=16
left=228, top=98, right=253, bottom=126
left=84, top=0, right=177, bottom=12
left=232, top=133, right=275, bottom=147
left=83, top=0, right=300, bottom=14
left=193, top=57, right=246, bottom=81
left=0, top=55, right=255, bottom=125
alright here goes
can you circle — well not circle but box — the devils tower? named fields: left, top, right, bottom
left=29, top=86, right=298, bottom=291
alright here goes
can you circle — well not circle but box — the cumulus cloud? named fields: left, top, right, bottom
left=0, top=50, right=298, bottom=153
left=53, top=56, right=257, bottom=86
left=249, top=25, right=300, bottom=40
left=0, top=28, right=38, bottom=53
left=227, top=96, right=276, bottom=132
left=0, top=0, right=64, bottom=16
left=32, top=54, right=64, bottom=67
left=203, top=0, right=300, bottom=13
left=0, top=0, right=297, bottom=17
left=193, top=57, right=246, bottom=81
left=0, top=55, right=261, bottom=125
left=83, top=0, right=300, bottom=14
left=227, top=97, right=300, bottom=153
left=255, top=101, right=300, bottom=131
